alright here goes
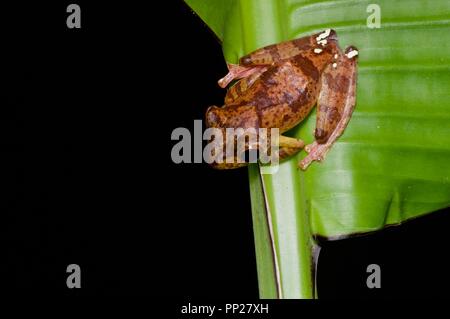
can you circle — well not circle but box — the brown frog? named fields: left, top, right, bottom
left=205, top=29, right=358, bottom=170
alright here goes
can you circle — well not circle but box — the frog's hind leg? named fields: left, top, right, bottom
left=224, top=67, right=267, bottom=104
left=239, top=29, right=337, bottom=68
left=219, top=30, right=337, bottom=88
left=218, top=63, right=266, bottom=88
left=299, top=46, right=359, bottom=170
left=219, top=36, right=310, bottom=88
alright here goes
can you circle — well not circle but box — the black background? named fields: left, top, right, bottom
left=2, top=1, right=450, bottom=298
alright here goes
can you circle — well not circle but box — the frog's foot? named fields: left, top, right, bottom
left=218, top=63, right=265, bottom=88
left=303, top=141, right=317, bottom=154
left=299, top=141, right=330, bottom=170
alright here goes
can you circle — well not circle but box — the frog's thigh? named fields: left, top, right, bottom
left=314, top=47, right=358, bottom=144
left=225, top=68, right=266, bottom=104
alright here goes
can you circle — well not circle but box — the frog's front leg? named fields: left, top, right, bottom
left=260, top=135, right=305, bottom=164
left=278, top=136, right=305, bottom=162
left=299, top=46, right=359, bottom=170
left=280, top=135, right=305, bottom=149
left=212, top=135, right=304, bottom=169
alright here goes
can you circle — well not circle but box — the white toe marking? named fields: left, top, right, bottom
left=346, top=50, right=359, bottom=59
left=316, top=29, right=331, bottom=42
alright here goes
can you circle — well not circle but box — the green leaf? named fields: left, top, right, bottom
left=185, top=0, right=450, bottom=298
left=183, top=0, right=234, bottom=40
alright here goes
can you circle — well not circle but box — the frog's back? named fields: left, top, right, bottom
left=237, top=56, right=321, bottom=132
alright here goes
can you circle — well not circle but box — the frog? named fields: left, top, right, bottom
left=205, top=29, right=358, bottom=170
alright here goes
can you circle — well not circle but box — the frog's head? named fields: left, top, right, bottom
left=205, top=106, right=259, bottom=169
left=205, top=106, right=227, bottom=162
left=205, top=105, right=227, bottom=128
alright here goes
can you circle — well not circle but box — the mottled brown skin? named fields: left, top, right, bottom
left=206, top=30, right=359, bottom=170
